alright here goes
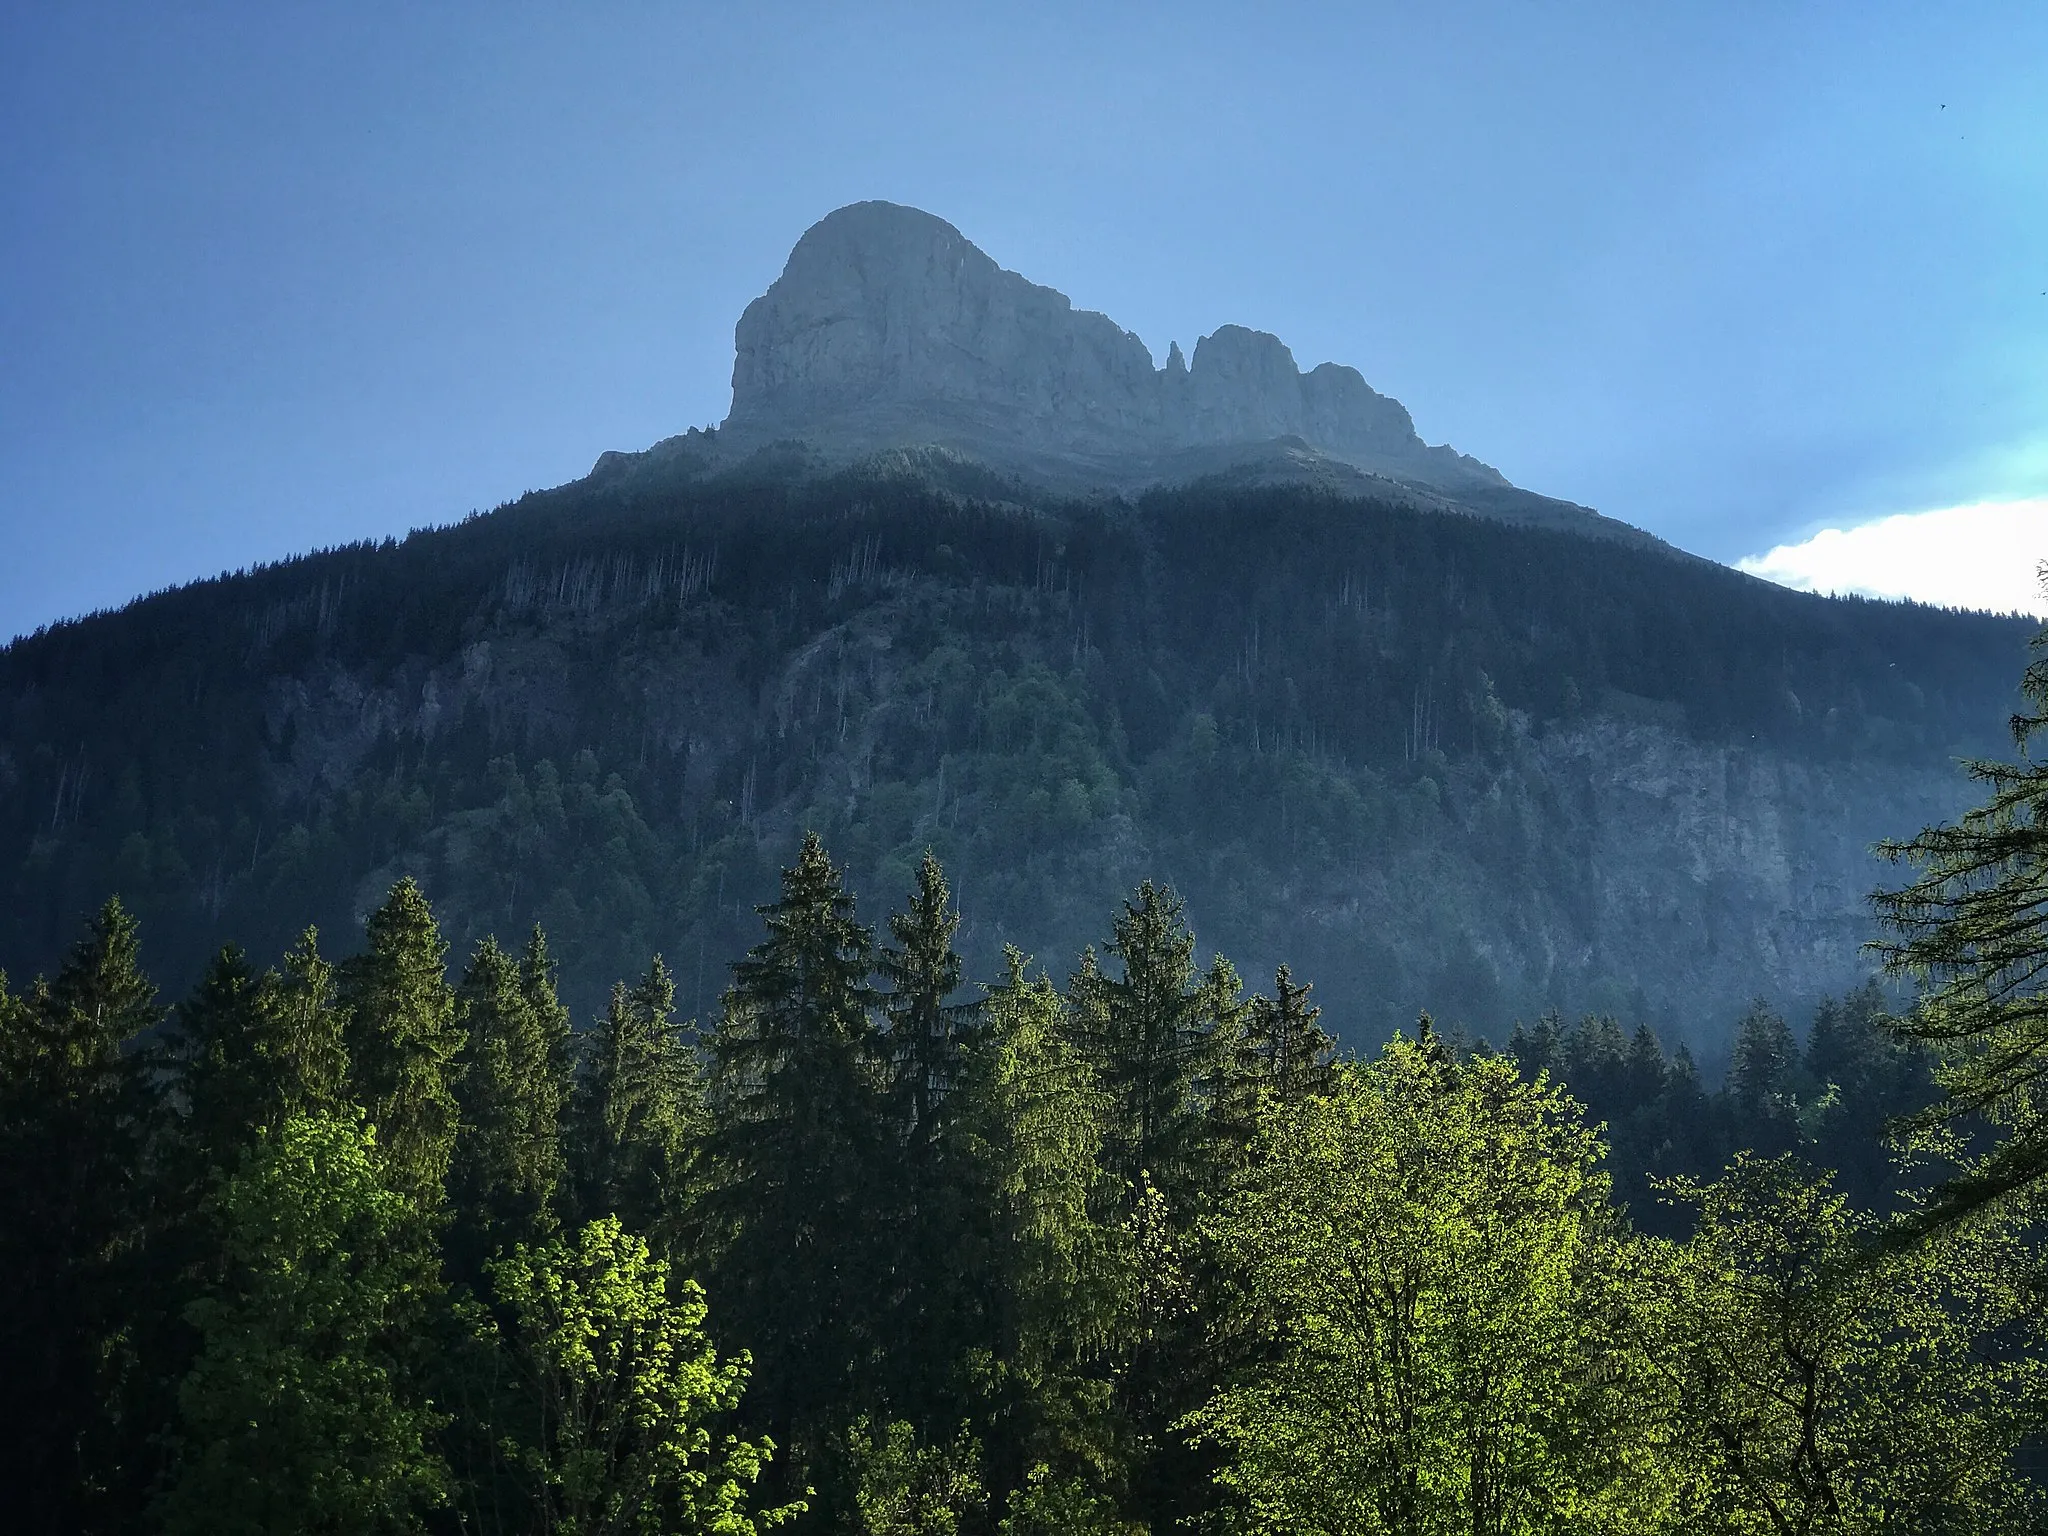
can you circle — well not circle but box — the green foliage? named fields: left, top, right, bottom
left=1654, top=1154, right=2045, bottom=1533
left=1506, top=992, right=1936, bottom=1227
left=707, top=831, right=891, bottom=1467
left=450, top=930, right=574, bottom=1274
left=344, top=878, right=466, bottom=1209
left=1069, top=882, right=1233, bottom=1206
left=164, top=930, right=350, bottom=1158
left=996, top=1463, right=1144, bottom=1536
left=847, top=1419, right=986, bottom=1536
left=874, top=851, right=983, bottom=1422
left=478, top=1215, right=796, bottom=1536
left=0, top=897, right=160, bottom=1533
left=1241, top=963, right=1334, bottom=1104
left=1873, top=621, right=2048, bottom=1226
left=8, top=735, right=2048, bottom=1534
left=159, top=1111, right=449, bottom=1536
left=952, top=951, right=1124, bottom=1485
left=572, top=953, right=706, bottom=1255
left=1191, top=1037, right=1668, bottom=1535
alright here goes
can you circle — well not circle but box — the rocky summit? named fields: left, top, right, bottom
left=709, top=202, right=1636, bottom=541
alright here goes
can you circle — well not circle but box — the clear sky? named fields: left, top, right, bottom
left=4, top=2, right=2046, bottom=641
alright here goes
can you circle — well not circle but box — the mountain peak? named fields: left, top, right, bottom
left=722, top=201, right=1506, bottom=495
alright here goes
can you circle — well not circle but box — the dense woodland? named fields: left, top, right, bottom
left=1, top=460, right=2035, bottom=1037
left=3, top=603, right=2047, bottom=1534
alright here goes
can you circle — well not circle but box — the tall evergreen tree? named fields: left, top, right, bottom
left=952, top=949, right=1126, bottom=1516
left=1067, top=882, right=1228, bottom=1206
left=1066, top=888, right=1253, bottom=1534
left=875, top=850, right=981, bottom=1424
left=342, top=879, right=464, bottom=1210
left=0, top=899, right=161, bottom=1534
left=572, top=954, right=703, bottom=1253
left=707, top=831, right=889, bottom=1488
left=1241, top=963, right=1335, bottom=1104
left=1874, top=616, right=2048, bottom=1227
left=163, top=930, right=350, bottom=1161
left=879, top=850, right=978, bottom=1165
left=449, top=932, right=573, bottom=1279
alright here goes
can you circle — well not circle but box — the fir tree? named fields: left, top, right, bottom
left=449, top=932, right=572, bottom=1278
left=1067, top=882, right=1227, bottom=1206
left=1873, top=618, right=2048, bottom=1227
left=163, top=930, right=349, bottom=1160
left=875, top=850, right=981, bottom=1424
left=572, top=954, right=703, bottom=1253
left=0, top=899, right=161, bottom=1534
left=1242, top=963, right=1334, bottom=1103
left=342, top=879, right=465, bottom=1210
left=879, top=850, right=978, bottom=1166
left=952, top=949, right=1125, bottom=1514
left=707, top=831, right=889, bottom=1489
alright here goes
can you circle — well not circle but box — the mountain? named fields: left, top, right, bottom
left=0, top=205, right=2035, bottom=1051
left=625, top=202, right=1663, bottom=547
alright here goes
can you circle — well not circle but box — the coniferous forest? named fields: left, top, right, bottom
left=3, top=612, right=2047, bottom=1535
left=2, top=468, right=2036, bottom=1044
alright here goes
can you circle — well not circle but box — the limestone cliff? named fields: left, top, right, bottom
left=722, top=201, right=1508, bottom=496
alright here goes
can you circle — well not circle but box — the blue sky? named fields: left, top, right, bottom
left=3, top=2, right=2045, bottom=640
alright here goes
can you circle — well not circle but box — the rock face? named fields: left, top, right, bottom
left=724, top=201, right=1507, bottom=493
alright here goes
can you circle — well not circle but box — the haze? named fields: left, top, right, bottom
left=3, top=2, right=2045, bottom=641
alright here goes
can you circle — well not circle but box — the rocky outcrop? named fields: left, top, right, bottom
left=723, top=202, right=1507, bottom=494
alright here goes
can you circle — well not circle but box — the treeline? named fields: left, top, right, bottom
left=3, top=468, right=2032, bottom=1030
left=1502, top=985, right=1938, bottom=1225
left=2, top=839, right=2039, bottom=1534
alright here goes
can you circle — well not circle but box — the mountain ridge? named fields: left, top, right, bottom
left=597, top=201, right=1662, bottom=549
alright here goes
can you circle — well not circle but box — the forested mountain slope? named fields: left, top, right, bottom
left=1, top=455, right=2031, bottom=1046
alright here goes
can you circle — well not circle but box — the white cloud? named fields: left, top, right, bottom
left=1737, top=499, right=2048, bottom=619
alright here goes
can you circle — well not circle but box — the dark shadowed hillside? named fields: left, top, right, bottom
left=1, top=454, right=2030, bottom=1046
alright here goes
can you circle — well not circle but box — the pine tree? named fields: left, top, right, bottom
left=1242, top=964, right=1334, bottom=1103
left=572, top=954, right=703, bottom=1253
left=0, top=899, right=161, bottom=1534
left=879, top=850, right=978, bottom=1168
left=163, top=930, right=349, bottom=1160
left=952, top=949, right=1125, bottom=1514
left=449, top=931, right=573, bottom=1278
left=707, top=831, right=888, bottom=1486
left=1873, top=618, right=2048, bottom=1227
left=1067, top=882, right=1227, bottom=1207
left=875, top=850, right=981, bottom=1424
left=342, top=878, right=465, bottom=1210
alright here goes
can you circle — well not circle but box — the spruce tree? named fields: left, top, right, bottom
left=879, top=850, right=978, bottom=1165
left=572, top=954, right=703, bottom=1254
left=163, top=930, right=349, bottom=1160
left=707, top=831, right=888, bottom=1485
left=342, top=878, right=464, bottom=1210
left=1873, top=618, right=2048, bottom=1225
left=1066, top=886, right=1245, bottom=1534
left=449, top=932, right=573, bottom=1278
left=952, top=949, right=1125, bottom=1515
left=1242, top=963, right=1335, bottom=1103
left=0, top=899, right=161, bottom=1534
left=876, top=850, right=981, bottom=1424
left=1067, top=882, right=1227, bottom=1206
